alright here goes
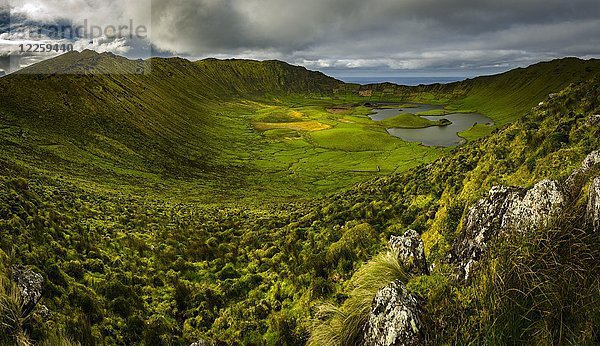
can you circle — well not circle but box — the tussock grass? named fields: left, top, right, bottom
left=0, top=277, right=31, bottom=346
left=309, top=250, right=407, bottom=346
left=473, top=204, right=600, bottom=344
left=0, top=273, right=79, bottom=346
left=39, top=331, right=81, bottom=346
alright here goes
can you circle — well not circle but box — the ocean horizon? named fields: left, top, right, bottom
left=337, top=76, right=468, bottom=86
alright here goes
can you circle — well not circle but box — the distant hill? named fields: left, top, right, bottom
left=0, top=52, right=598, bottom=194
left=349, top=57, right=600, bottom=124
left=0, top=51, right=341, bottom=189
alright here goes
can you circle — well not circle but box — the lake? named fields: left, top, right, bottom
left=368, top=104, right=494, bottom=147
left=367, top=104, right=444, bottom=121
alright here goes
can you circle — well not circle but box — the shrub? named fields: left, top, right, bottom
left=63, top=261, right=85, bottom=280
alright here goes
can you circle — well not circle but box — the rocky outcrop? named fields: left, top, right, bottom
left=451, top=186, right=525, bottom=280
left=11, top=265, right=43, bottom=314
left=503, top=180, right=566, bottom=230
left=389, top=230, right=428, bottom=275
left=452, top=151, right=600, bottom=280
left=578, top=151, right=600, bottom=173
left=362, top=281, right=424, bottom=346
left=588, top=177, right=600, bottom=232
left=361, top=232, right=427, bottom=345
left=452, top=179, right=567, bottom=280
left=363, top=151, right=600, bottom=344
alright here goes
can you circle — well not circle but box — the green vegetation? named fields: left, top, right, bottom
left=309, top=249, right=407, bottom=346
left=458, top=123, right=495, bottom=141
left=0, top=52, right=599, bottom=345
left=348, top=57, right=600, bottom=125
left=309, top=77, right=600, bottom=345
left=473, top=211, right=600, bottom=344
left=245, top=101, right=443, bottom=195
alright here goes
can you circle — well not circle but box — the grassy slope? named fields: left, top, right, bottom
left=1, top=54, right=600, bottom=345
left=0, top=51, right=345, bottom=200
left=1, top=53, right=598, bottom=202
left=350, top=57, right=600, bottom=125
left=455, top=57, right=600, bottom=125
left=311, top=76, right=600, bottom=345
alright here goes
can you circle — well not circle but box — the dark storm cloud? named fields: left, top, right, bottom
left=3, top=0, right=600, bottom=74
left=144, top=0, right=600, bottom=74
left=150, top=0, right=598, bottom=50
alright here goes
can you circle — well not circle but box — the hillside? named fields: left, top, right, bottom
left=0, top=51, right=342, bottom=199
left=351, top=57, right=600, bottom=125
left=1, top=52, right=599, bottom=202
left=0, top=53, right=599, bottom=345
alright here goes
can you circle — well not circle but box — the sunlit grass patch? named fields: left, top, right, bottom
left=254, top=121, right=331, bottom=132
left=309, top=126, right=399, bottom=151
left=378, top=113, right=442, bottom=128
left=458, top=123, right=495, bottom=141
left=263, top=128, right=302, bottom=140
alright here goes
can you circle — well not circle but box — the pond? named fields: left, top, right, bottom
left=367, top=104, right=443, bottom=121
left=368, top=104, right=494, bottom=147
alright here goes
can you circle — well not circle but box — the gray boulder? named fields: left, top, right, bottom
left=579, top=150, right=600, bottom=172
left=11, top=265, right=43, bottom=314
left=362, top=281, right=424, bottom=346
left=503, top=180, right=566, bottom=231
left=452, top=180, right=567, bottom=280
left=389, top=230, right=428, bottom=275
left=452, top=151, right=600, bottom=280
left=451, top=186, right=525, bottom=280
left=587, top=177, right=600, bottom=232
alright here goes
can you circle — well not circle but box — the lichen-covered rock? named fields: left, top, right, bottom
left=451, top=186, right=525, bottom=280
left=579, top=151, right=600, bottom=172
left=452, top=180, right=567, bottom=280
left=362, top=281, right=424, bottom=346
left=566, top=150, right=600, bottom=194
left=11, top=265, right=43, bottom=314
left=587, top=177, right=600, bottom=232
left=503, top=180, right=566, bottom=231
left=389, top=230, right=428, bottom=274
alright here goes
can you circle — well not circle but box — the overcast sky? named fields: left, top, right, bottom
left=1, top=0, right=600, bottom=77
